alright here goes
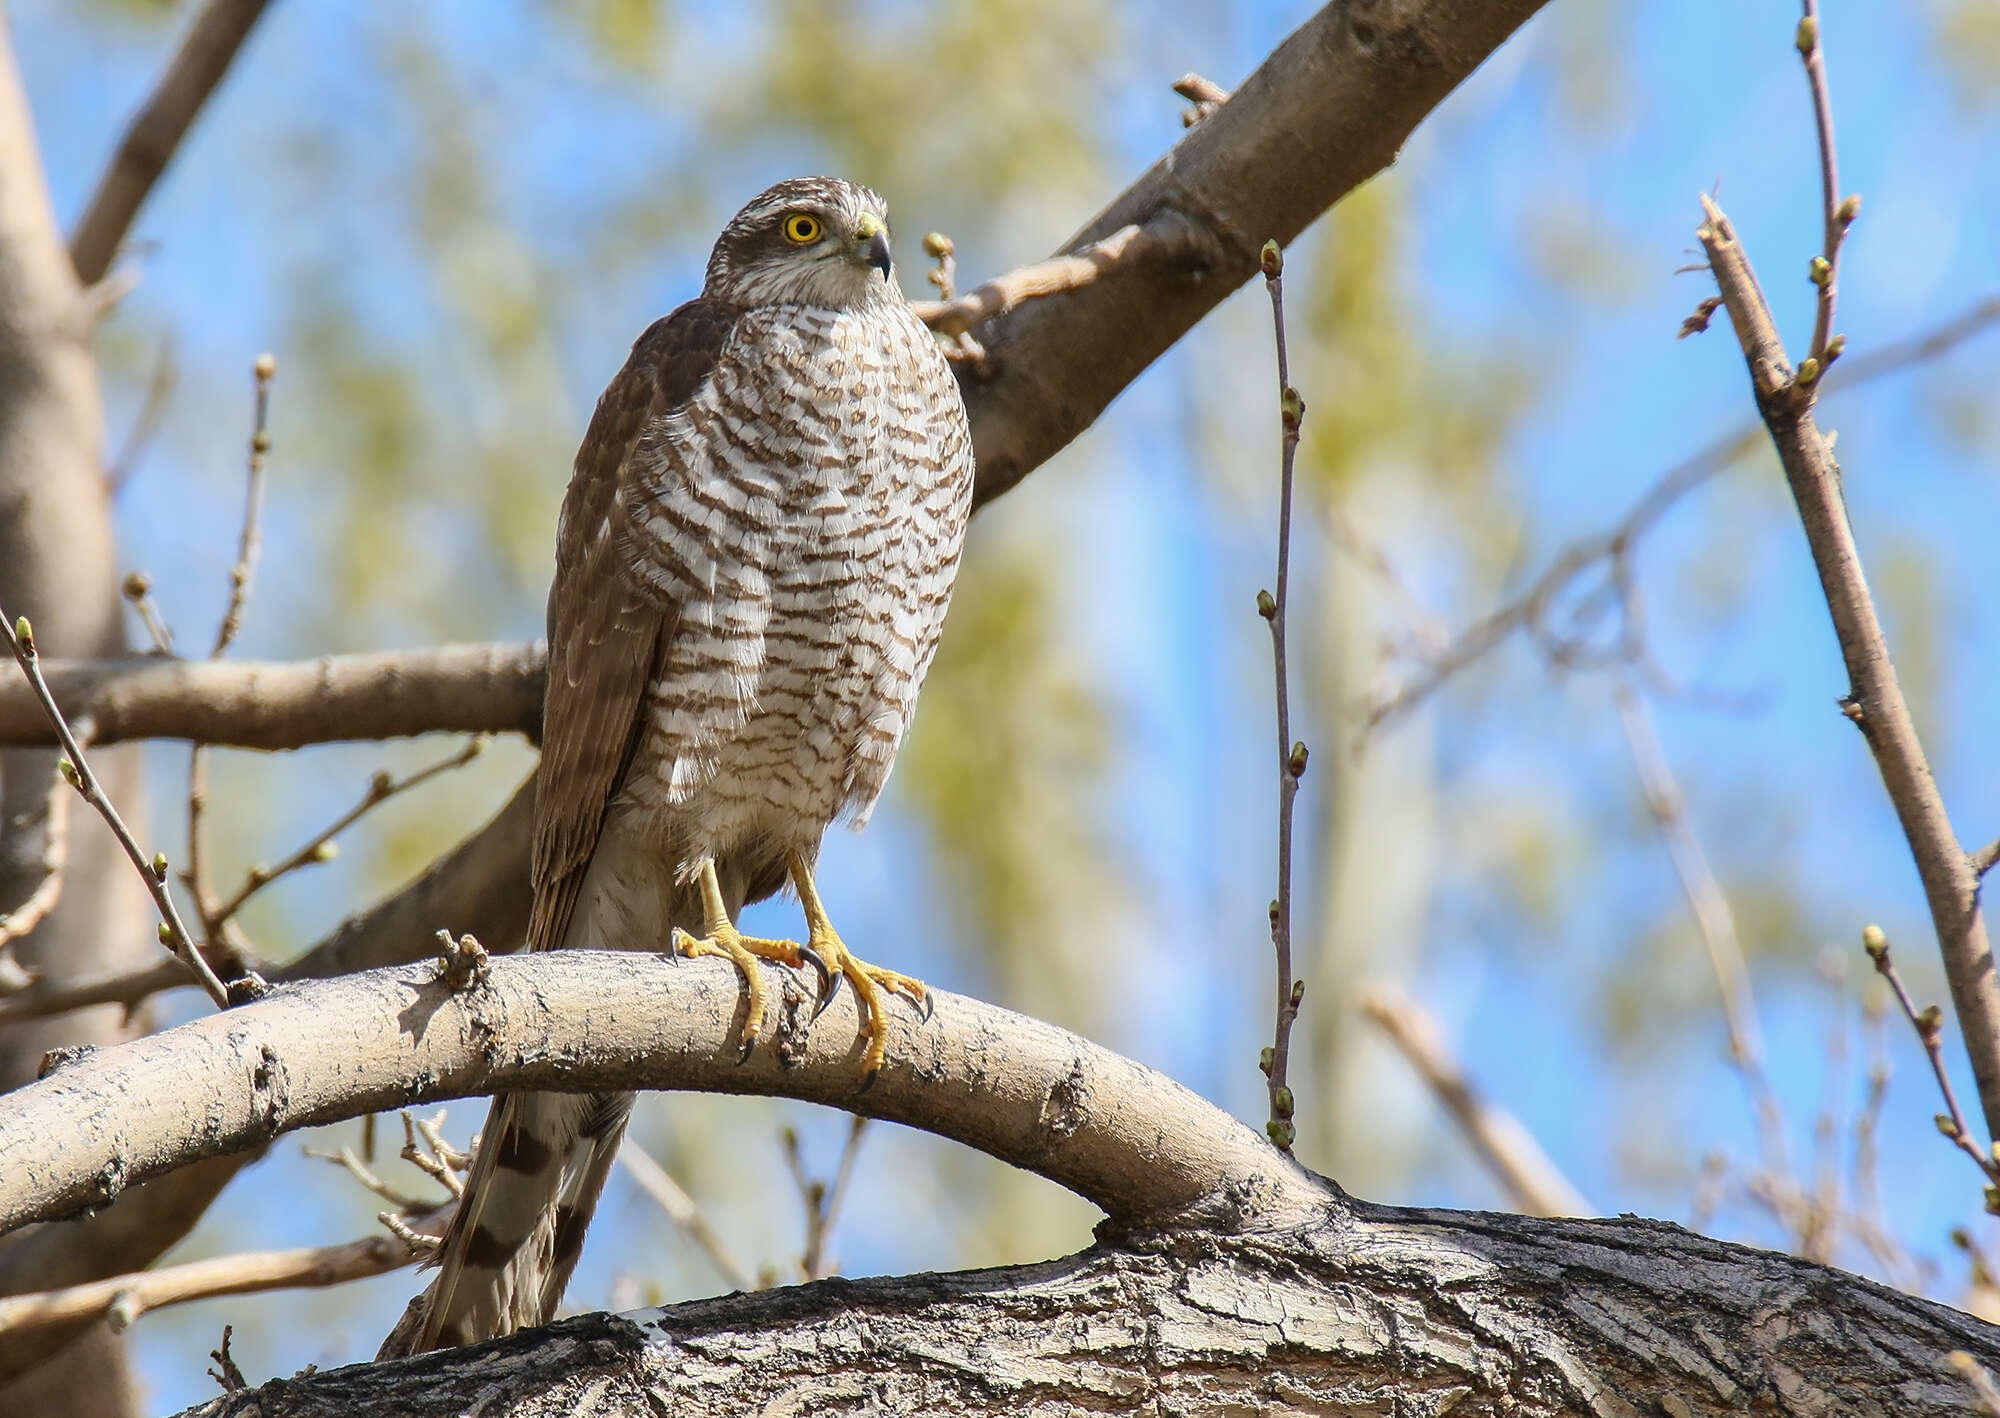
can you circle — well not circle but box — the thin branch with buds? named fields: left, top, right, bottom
left=121, top=571, right=175, bottom=655
left=1862, top=925, right=2000, bottom=1201
left=1795, top=2, right=1853, bottom=366
left=1696, top=71, right=2000, bottom=1139
left=208, top=735, right=487, bottom=933
left=185, top=354, right=276, bottom=965
left=912, top=223, right=1155, bottom=341
left=0, top=613, right=230, bottom=1008
left=1254, top=239, right=1308, bottom=1153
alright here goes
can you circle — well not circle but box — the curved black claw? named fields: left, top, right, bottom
left=856, top=1064, right=879, bottom=1095
left=799, top=942, right=837, bottom=1006
left=810, top=961, right=847, bottom=1022
left=916, top=990, right=936, bottom=1025
left=736, top=1029, right=757, bottom=1065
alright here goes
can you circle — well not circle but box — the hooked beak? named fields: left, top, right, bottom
left=861, top=226, right=893, bottom=282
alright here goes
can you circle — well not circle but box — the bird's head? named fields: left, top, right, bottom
left=704, top=177, right=900, bottom=311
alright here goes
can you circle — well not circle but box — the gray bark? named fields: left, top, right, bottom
left=1, top=952, right=1992, bottom=1418
left=0, top=14, right=153, bottom=1415
left=184, top=1209, right=1996, bottom=1417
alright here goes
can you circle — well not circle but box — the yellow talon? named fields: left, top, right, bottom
left=673, top=858, right=808, bottom=1056
left=788, top=850, right=926, bottom=1080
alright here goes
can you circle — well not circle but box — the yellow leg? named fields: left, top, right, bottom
left=787, top=849, right=926, bottom=1080
left=671, top=859, right=808, bottom=1056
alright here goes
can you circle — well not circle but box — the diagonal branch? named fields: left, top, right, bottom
left=0, top=1202, right=452, bottom=1338
left=1696, top=194, right=2000, bottom=1143
left=1360, top=983, right=1592, bottom=1218
left=953, top=0, right=1551, bottom=504
left=68, top=0, right=273, bottom=286
left=0, top=614, right=230, bottom=1009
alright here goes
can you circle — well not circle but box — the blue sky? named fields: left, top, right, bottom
left=15, top=1, right=2000, bottom=1410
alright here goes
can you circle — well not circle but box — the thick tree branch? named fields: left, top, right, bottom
left=68, top=0, right=272, bottom=286
left=1, top=956, right=1995, bottom=1418
left=0, top=643, right=543, bottom=751
left=0, top=951, right=1321, bottom=1237
left=182, top=1198, right=2000, bottom=1417
left=952, top=0, right=1551, bottom=504
left=1697, top=195, right=2000, bottom=1145
left=0, top=11, right=161, bottom=1412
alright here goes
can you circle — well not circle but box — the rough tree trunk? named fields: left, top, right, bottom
left=0, top=952, right=1989, bottom=1418
left=186, top=1205, right=1991, bottom=1417
left=0, top=19, right=154, bottom=1417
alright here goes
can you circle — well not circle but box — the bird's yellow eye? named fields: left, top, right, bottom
left=783, top=214, right=822, bottom=244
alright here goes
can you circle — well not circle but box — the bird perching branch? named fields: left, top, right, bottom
left=1254, top=241, right=1307, bottom=1153
left=1692, top=8, right=2000, bottom=1145
left=0, top=951, right=1319, bottom=1237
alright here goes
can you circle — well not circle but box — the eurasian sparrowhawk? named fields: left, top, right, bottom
left=383, top=176, right=974, bottom=1354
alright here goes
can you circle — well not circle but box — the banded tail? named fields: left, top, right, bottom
left=380, top=1089, right=635, bottom=1356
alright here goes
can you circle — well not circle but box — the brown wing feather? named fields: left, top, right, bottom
left=528, top=298, right=737, bottom=957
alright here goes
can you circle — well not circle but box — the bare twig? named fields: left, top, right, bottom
left=0, top=1204, right=452, bottom=1339
left=1862, top=925, right=2000, bottom=1198
left=0, top=766, right=534, bottom=1028
left=210, top=736, right=486, bottom=930
left=1360, top=984, right=1593, bottom=1217
left=1698, top=191, right=2000, bottom=1142
left=1794, top=3, right=1852, bottom=365
left=780, top=1120, right=871, bottom=1282
left=1366, top=293, right=2000, bottom=732
left=1972, top=837, right=2000, bottom=880
left=0, top=612, right=229, bottom=1008
left=300, top=1143, right=434, bottom=1214
left=1174, top=72, right=1230, bottom=127
left=69, top=0, right=274, bottom=285
left=781, top=1115, right=871, bottom=1282
left=617, top=1141, right=754, bottom=1293
left=399, top=1111, right=466, bottom=1198
left=1254, top=239, right=1307, bottom=1153
left=922, top=231, right=956, bottom=303
left=186, top=353, right=277, bottom=951
left=1614, top=683, right=1789, bottom=1178
left=207, top=1323, right=247, bottom=1392
left=121, top=570, right=175, bottom=655
left=0, top=954, right=205, bottom=1026
left=912, top=224, right=1154, bottom=340
left=210, top=353, right=275, bottom=660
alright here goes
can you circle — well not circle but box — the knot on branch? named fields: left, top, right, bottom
left=434, top=931, right=490, bottom=993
